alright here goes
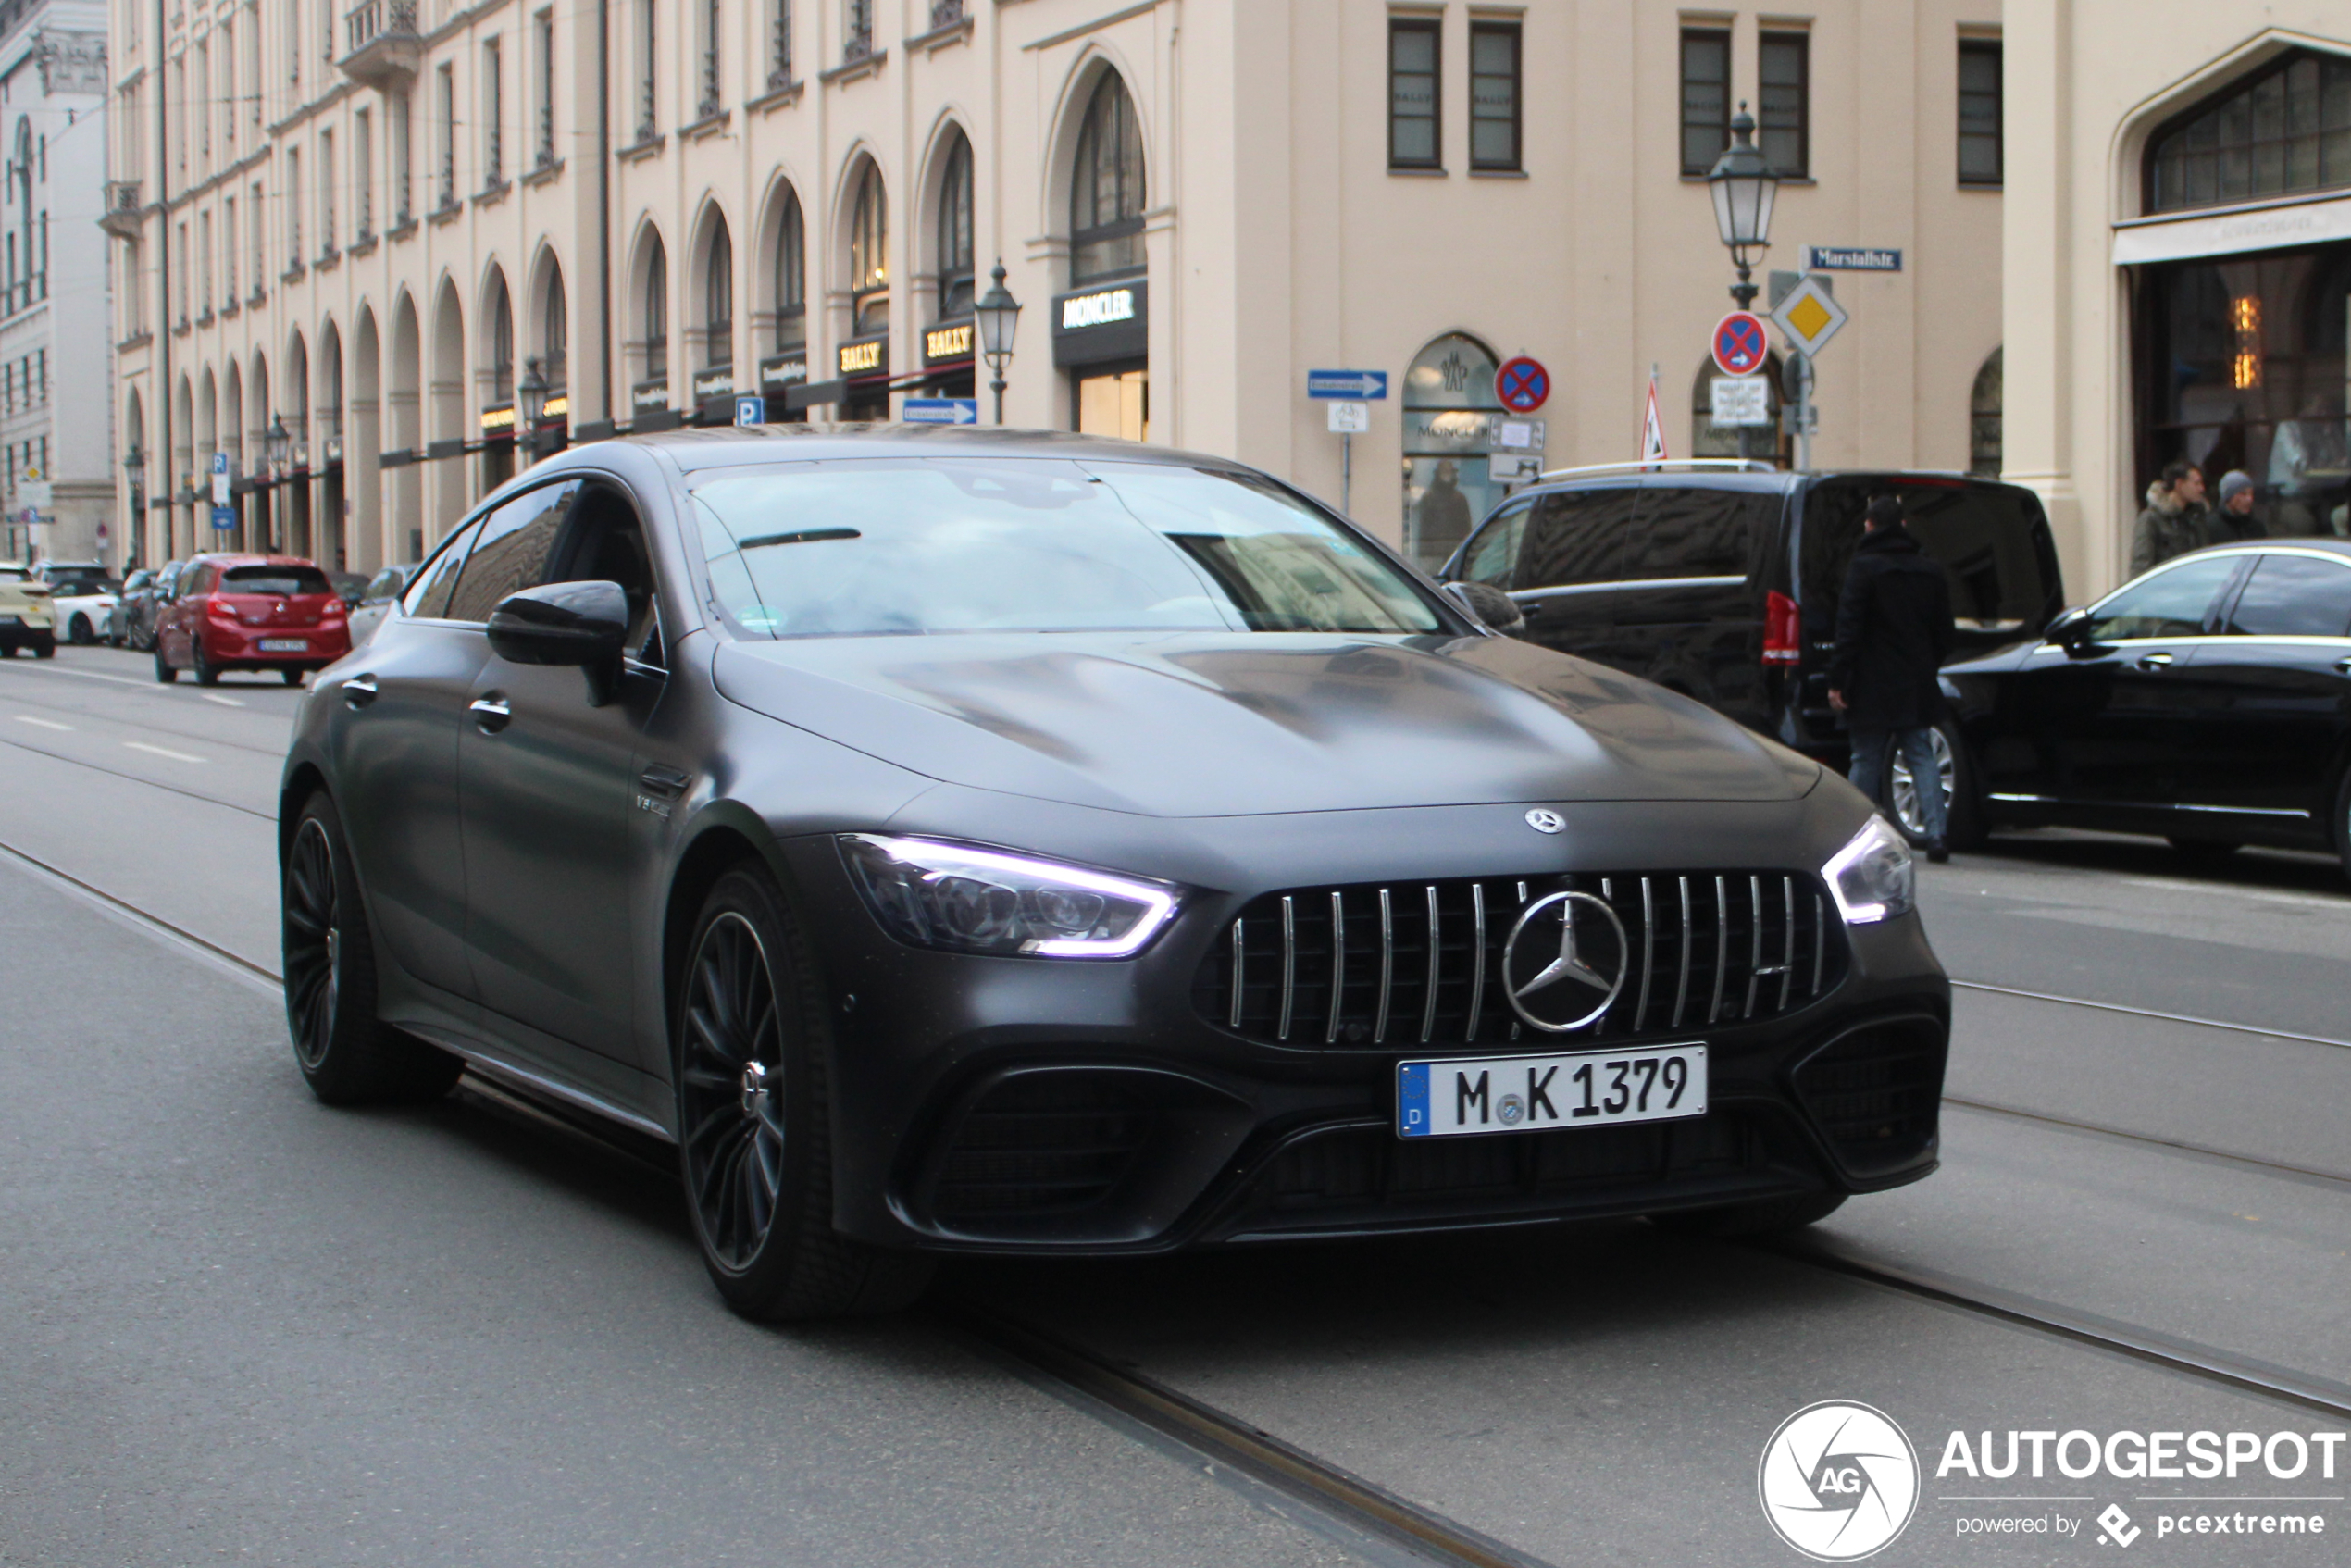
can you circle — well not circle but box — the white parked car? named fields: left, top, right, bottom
left=346, top=562, right=417, bottom=647
left=33, top=562, right=118, bottom=646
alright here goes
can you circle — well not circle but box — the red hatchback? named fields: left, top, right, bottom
left=154, top=554, right=352, bottom=686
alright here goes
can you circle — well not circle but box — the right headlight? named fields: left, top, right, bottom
left=1823, top=815, right=1915, bottom=925
left=838, top=834, right=1183, bottom=959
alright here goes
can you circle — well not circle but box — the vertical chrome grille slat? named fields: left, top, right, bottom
left=1709, top=876, right=1730, bottom=1025
left=1326, top=890, right=1347, bottom=1045
left=1778, top=876, right=1797, bottom=1011
left=1374, top=888, right=1395, bottom=1043
left=1636, top=877, right=1655, bottom=1032
left=1673, top=876, right=1693, bottom=1028
left=1420, top=885, right=1441, bottom=1043
left=1467, top=883, right=1487, bottom=1040
left=1277, top=895, right=1296, bottom=1041
left=1742, top=874, right=1765, bottom=1018
left=1228, top=919, right=1246, bottom=1028
left=1811, top=892, right=1826, bottom=995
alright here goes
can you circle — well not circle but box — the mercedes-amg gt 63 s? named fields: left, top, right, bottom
left=279, top=428, right=1947, bottom=1319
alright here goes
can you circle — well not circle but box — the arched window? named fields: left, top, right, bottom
left=541, top=257, right=567, bottom=391
left=849, top=161, right=887, bottom=335
left=1970, top=347, right=2002, bottom=477
left=704, top=216, right=733, bottom=369
left=773, top=187, right=805, bottom=351
left=935, top=130, right=974, bottom=318
left=1401, top=332, right=1502, bottom=568
left=489, top=277, right=514, bottom=402
left=2147, top=50, right=2351, bottom=214
left=643, top=233, right=668, bottom=380
left=1071, top=72, right=1144, bottom=282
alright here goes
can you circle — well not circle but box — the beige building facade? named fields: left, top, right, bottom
left=2007, top=6, right=2351, bottom=601
left=107, top=0, right=2007, bottom=579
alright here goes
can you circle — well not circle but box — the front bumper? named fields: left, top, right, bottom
left=767, top=796, right=1949, bottom=1256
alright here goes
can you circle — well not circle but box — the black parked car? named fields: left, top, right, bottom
left=1439, top=464, right=2064, bottom=774
left=280, top=428, right=1948, bottom=1320
left=1940, top=539, right=2351, bottom=874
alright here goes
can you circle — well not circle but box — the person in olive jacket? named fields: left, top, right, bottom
left=1828, top=496, right=1958, bottom=861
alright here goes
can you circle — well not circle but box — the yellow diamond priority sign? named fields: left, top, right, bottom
left=1771, top=274, right=1847, bottom=357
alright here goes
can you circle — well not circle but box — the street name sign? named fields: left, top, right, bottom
left=1710, top=375, right=1772, bottom=428
left=1711, top=312, right=1771, bottom=377
left=1307, top=369, right=1388, bottom=400
left=902, top=397, right=980, bottom=425
left=1806, top=245, right=1902, bottom=272
left=1770, top=275, right=1848, bottom=357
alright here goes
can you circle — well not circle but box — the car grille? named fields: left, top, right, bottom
left=1193, top=871, right=1844, bottom=1049
left=1792, top=1018, right=1946, bottom=1176
left=930, top=1071, right=1159, bottom=1224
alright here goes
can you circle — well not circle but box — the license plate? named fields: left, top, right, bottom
left=258, top=638, right=308, bottom=652
left=1398, top=1045, right=1707, bottom=1139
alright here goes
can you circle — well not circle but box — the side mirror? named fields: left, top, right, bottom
left=1444, top=579, right=1528, bottom=636
left=2044, top=606, right=2093, bottom=650
left=487, top=579, right=629, bottom=704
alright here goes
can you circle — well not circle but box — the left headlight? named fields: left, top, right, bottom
left=839, top=835, right=1184, bottom=959
left=1823, top=815, right=1915, bottom=925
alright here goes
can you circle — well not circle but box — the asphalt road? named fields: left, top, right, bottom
left=2, top=644, right=2345, bottom=1566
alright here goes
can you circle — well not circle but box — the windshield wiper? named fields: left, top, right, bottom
left=739, top=528, right=862, bottom=549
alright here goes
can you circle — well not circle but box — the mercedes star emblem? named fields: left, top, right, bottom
left=1524, top=808, right=1566, bottom=834
left=1500, top=890, right=1629, bottom=1033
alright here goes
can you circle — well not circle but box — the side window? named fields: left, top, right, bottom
left=2222, top=554, right=2351, bottom=637
left=401, top=518, right=483, bottom=619
left=363, top=566, right=404, bottom=602
left=1519, top=488, right=1637, bottom=590
left=2082, top=555, right=2242, bottom=641
left=547, top=484, right=661, bottom=657
left=1626, top=486, right=1773, bottom=581
left=1458, top=502, right=1529, bottom=588
left=181, top=565, right=213, bottom=596
left=442, top=481, right=582, bottom=623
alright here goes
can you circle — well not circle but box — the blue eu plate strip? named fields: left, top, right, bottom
left=1397, top=1062, right=1431, bottom=1139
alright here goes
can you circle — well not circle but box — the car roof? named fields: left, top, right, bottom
left=547, top=422, right=1249, bottom=478
left=1523, top=466, right=2034, bottom=496
left=190, top=553, right=321, bottom=566
left=2169, top=536, right=2351, bottom=562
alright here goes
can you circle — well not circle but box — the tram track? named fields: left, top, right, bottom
left=7, top=828, right=2349, bottom=1564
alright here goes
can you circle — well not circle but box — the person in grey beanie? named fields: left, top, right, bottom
left=2215, top=469, right=2264, bottom=541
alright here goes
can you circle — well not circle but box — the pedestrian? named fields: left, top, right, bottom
left=1829, top=496, right=1957, bottom=862
left=2129, top=460, right=2214, bottom=575
left=2214, top=469, right=2264, bottom=541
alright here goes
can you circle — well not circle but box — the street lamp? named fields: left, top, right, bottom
left=265, top=415, right=292, bottom=478
left=517, top=356, right=549, bottom=465
left=975, top=259, right=1022, bottom=426
left=121, top=445, right=146, bottom=568
left=1706, top=104, right=1780, bottom=310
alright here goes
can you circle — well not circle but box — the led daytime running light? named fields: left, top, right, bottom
left=840, top=834, right=1182, bottom=959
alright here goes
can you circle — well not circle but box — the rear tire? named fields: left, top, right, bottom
left=1649, top=1191, right=1847, bottom=1238
left=282, top=792, right=463, bottom=1105
left=676, top=865, right=935, bottom=1320
left=68, top=614, right=92, bottom=644
left=282, top=667, right=304, bottom=686
left=153, top=643, right=178, bottom=682
left=193, top=642, right=219, bottom=685
left=31, top=636, right=53, bottom=659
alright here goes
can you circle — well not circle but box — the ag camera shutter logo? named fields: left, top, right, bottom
left=1759, top=1400, right=1921, bottom=1561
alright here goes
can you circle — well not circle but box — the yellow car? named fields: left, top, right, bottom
left=0, top=562, right=57, bottom=657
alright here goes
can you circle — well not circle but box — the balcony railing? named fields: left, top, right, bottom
left=341, top=0, right=421, bottom=89
left=100, top=180, right=143, bottom=240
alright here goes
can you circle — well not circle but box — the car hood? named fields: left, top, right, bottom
left=714, top=631, right=1818, bottom=818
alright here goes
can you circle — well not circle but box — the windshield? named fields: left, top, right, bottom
left=220, top=565, right=334, bottom=596
left=45, top=569, right=110, bottom=591
left=690, top=458, right=1444, bottom=639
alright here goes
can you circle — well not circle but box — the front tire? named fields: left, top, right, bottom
left=154, top=643, right=178, bottom=682
left=676, top=865, right=934, bottom=1320
left=282, top=792, right=463, bottom=1105
left=1649, top=1192, right=1847, bottom=1238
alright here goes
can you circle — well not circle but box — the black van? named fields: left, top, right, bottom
left=1437, top=462, right=2065, bottom=763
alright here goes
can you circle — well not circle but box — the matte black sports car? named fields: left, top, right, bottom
left=279, top=427, right=1948, bottom=1319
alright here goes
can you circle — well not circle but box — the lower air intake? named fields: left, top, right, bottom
left=1792, top=1017, right=1947, bottom=1176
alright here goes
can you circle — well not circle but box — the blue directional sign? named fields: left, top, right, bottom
left=1307, top=369, right=1388, bottom=400
left=902, top=397, right=980, bottom=426
left=210, top=505, right=236, bottom=531
left=733, top=393, right=765, bottom=427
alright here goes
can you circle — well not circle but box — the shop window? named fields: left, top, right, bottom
left=773, top=186, right=806, bottom=351
left=1387, top=19, right=1440, bottom=170
left=1402, top=332, right=1503, bottom=568
left=1076, top=366, right=1147, bottom=442
left=1759, top=31, right=1808, bottom=179
left=704, top=216, right=733, bottom=369
left=1469, top=22, right=1520, bottom=172
left=1958, top=40, right=2002, bottom=186
left=1680, top=28, right=1730, bottom=177
left=1071, top=72, right=1145, bottom=281
left=850, top=160, right=888, bottom=335
left=936, top=130, right=974, bottom=318
left=642, top=233, right=668, bottom=381
left=2147, top=49, right=2351, bottom=215
left=1970, top=347, right=2001, bottom=477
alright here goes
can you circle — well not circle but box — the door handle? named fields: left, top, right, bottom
left=470, top=692, right=513, bottom=734
left=637, top=763, right=691, bottom=800
left=2333, top=657, right=2351, bottom=674
left=2135, top=652, right=2174, bottom=671
left=342, top=673, right=379, bottom=709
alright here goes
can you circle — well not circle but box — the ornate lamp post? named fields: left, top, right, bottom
left=974, top=259, right=1022, bottom=426
left=264, top=417, right=292, bottom=551
left=517, top=356, right=549, bottom=466
left=1705, top=105, right=1780, bottom=311
left=122, top=444, right=145, bottom=569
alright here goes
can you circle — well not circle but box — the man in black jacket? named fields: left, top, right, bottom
left=1829, top=496, right=1958, bottom=861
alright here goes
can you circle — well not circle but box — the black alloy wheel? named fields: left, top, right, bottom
left=68, top=614, right=93, bottom=645
left=675, top=865, right=934, bottom=1319
left=281, top=792, right=463, bottom=1104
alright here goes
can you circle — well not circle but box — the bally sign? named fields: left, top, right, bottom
left=925, top=321, right=974, bottom=363
left=1052, top=279, right=1149, bottom=368
left=839, top=338, right=887, bottom=376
